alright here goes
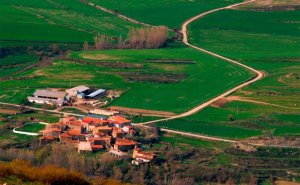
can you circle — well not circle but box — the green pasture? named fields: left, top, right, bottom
left=159, top=132, right=230, bottom=150
left=0, top=48, right=254, bottom=113
left=16, top=123, right=45, bottom=133
left=89, top=0, right=242, bottom=29
left=0, top=54, right=38, bottom=78
left=10, top=112, right=60, bottom=123
left=0, top=0, right=138, bottom=47
left=157, top=100, right=300, bottom=138
left=182, top=6, right=300, bottom=137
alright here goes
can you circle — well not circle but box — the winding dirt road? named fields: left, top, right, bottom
left=139, top=0, right=264, bottom=125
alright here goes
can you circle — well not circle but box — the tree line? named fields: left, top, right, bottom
left=84, top=26, right=169, bottom=50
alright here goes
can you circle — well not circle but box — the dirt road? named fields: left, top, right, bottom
left=0, top=102, right=84, bottom=117
left=139, top=0, right=263, bottom=125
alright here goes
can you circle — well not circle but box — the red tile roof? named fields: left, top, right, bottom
left=67, top=120, right=82, bottom=126
left=91, top=144, right=104, bottom=149
left=39, top=135, right=55, bottom=140
left=115, top=138, right=137, bottom=146
left=61, top=116, right=76, bottom=123
left=67, top=130, right=82, bottom=136
left=60, top=133, right=72, bottom=138
left=88, top=137, right=105, bottom=141
left=108, top=116, right=131, bottom=125
left=82, top=116, right=108, bottom=124
left=40, top=128, right=61, bottom=133
left=95, top=126, right=112, bottom=131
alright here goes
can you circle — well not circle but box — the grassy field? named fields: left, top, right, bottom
left=0, top=0, right=139, bottom=47
left=0, top=54, right=38, bottom=78
left=89, top=0, right=242, bottom=29
left=0, top=47, right=253, bottom=113
left=175, top=3, right=300, bottom=138
left=159, top=132, right=230, bottom=150
left=16, top=123, right=45, bottom=133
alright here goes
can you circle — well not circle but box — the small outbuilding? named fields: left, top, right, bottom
left=66, top=85, right=90, bottom=98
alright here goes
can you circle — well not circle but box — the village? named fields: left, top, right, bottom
left=26, top=85, right=156, bottom=165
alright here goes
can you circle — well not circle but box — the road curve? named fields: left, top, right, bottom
left=139, top=0, right=264, bottom=125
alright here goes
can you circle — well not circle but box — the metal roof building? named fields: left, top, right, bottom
left=87, top=89, right=106, bottom=98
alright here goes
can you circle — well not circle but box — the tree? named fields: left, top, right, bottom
left=83, top=41, right=89, bottom=51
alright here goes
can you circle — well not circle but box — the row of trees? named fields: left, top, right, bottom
left=84, top=26, right=169, bottom=50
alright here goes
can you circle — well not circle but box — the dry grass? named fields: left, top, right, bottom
left=79, top=53, right=119, bottom=60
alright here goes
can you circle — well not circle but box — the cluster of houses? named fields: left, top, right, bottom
left=27, top=85, right=106, bottom=106
left=39, top=114, right=155, bottom=165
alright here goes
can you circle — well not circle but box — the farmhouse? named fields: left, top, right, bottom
left=108, top=115, right=131, bottom=128
left=66, top=85, right=90, bottom=98
left=28, top=89, right=68, bottom=106
left=39, top=128, right=61, bottom=138
left=113, top=138, right=138, bottom=152
left=132, top=147, right=155, bottom=165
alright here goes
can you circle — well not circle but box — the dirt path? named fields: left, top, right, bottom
left=227, top=96, right=300, bottom=110
left=109, top=106, right=176, bottom=117
left=213, top=96, right=300, bottom=110
left=0, top=102, right=84, bottom=117
left=83, top=1, right=151, bottom=27
left=139, top=0, right=263, bottom=126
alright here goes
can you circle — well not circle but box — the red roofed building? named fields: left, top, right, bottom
left=39, top=128, right=61, bottom=138
left=82, top=116, right=109, bottom=131
left=39, top=135, right=56, bottom=145
left=93, top=126, right=112, bottom=135
left=66, top=120, right=82, bottom=131
left=108, top=115, right=131, bottom=128
left=114, top=138, right=137, bottom=152
left=88, top=137, right=106, bottom=150
left=66, top=129, right=86, bottom=141
left=132, top=148, right=155, bottom=164
left=112, top=127, right=124, bottom=138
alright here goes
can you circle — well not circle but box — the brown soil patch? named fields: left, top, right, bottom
left=108, top=106, right=176, bottom=117
left=64, top=58, right=143, bottom=69
left=0, top=109, right=18, bottom=115
left=79, top=53, right=119, bottom=60
left=143, top=59, right=196, bottom=64
left=277, top=181, right=300, bottom=185
left=211, top=96, right=243, bottom=108
left=237, top=0, right=300, bottom=11
left=243, top=136, right=300, bottom=148
left=116, top=72, right=187, bottom=83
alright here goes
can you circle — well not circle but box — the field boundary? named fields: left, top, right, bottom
left=83, top=0, right=152, bottom=27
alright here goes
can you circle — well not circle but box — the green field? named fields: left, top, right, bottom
left=0, top=54, right=38, bottom=78
left=16, top=123, right=45, bottom=133
left=89, top=0, right=242, bottom=29
left=0, top=48, right=253, bottom=113
left=160, top=4, right=300, bottom=138
left=0, top=0, right=139, bottom=47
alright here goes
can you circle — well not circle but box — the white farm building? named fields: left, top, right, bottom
left=27, top=89, right=68, bottom=106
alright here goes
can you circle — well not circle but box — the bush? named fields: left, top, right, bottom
left=0, top=159, right=90, bottom=185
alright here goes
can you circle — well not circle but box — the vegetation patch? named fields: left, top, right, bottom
left=142, top=59, right=196, bottom=64
left=116, top=72, right=187, bottom=83
left=16, top=123, right=45, bottom=133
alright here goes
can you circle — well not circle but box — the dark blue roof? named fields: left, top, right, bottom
left=86, top=114, right=107, bottom=120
